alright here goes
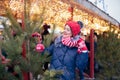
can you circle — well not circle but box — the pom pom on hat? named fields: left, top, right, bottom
left=66, top=21, right=80, bottom=36
left=77, top=21, right=83, bottom=28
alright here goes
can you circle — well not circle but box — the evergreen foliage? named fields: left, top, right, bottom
left=95, top=31, right=120, bottom=79
left=0, top=0, right=60, bottom=80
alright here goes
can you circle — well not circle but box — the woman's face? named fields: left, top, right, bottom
left=63, top=25, right=72, bottom=36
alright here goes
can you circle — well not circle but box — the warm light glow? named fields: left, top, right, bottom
left=8, top=0, right=119, bottom=35
left=110, top=28, right=114, bottom=32
left=0, top=31, right=2, bottom=35
left=9, top=0, right=24, bottom=12
left=114, top=30, right=118, bottom=34
left=118, top=34, right=120, bottom=38
left=94, top=23, right=100, bottom=30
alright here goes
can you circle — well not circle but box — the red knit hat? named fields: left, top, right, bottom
left=66, top=21, right=80, bottom=36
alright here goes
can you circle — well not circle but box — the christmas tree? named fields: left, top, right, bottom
left=95, top=30, right=120, bottom=79
left=0, top=1, right=62, bottom=80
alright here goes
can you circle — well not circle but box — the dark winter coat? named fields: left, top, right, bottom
left=46, top=36, right=88, bottom=80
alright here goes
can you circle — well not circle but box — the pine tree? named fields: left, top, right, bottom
left=0, top=0, right=62, bottom=80
left=95, top=30, right=120, bottom=79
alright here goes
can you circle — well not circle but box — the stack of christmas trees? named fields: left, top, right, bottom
left=95, top=30, right=120, bottom=79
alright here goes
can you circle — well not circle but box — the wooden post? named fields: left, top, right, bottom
left=89, top=29, right=94, bottom=79
left=20, top=0, right=29, bottom=80
left=68, top=6, right=73, bottom=21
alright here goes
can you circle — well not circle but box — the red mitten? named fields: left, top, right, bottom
left=35, top=43, right=45, bottom=53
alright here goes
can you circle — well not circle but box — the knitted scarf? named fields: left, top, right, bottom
left=62, top=36, right=88, bottom=53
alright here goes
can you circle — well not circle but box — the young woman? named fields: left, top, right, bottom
left=45, top=21, right=88, bottom=80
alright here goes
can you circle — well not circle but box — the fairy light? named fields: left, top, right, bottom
left=118, top=34, right=120, bottom=38
left=7, top=0, right=119, bottom=35
left=30, top=1, right=41, bottom=15
left=9, top=0, right=24, bottom=12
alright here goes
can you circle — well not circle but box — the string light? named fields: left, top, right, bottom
left=7, top=0, right=120, bottom=35
left=9, top=0, right=24, bottom=12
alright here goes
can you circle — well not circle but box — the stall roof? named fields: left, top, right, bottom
left=62, top=0, right=120, bottom=27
